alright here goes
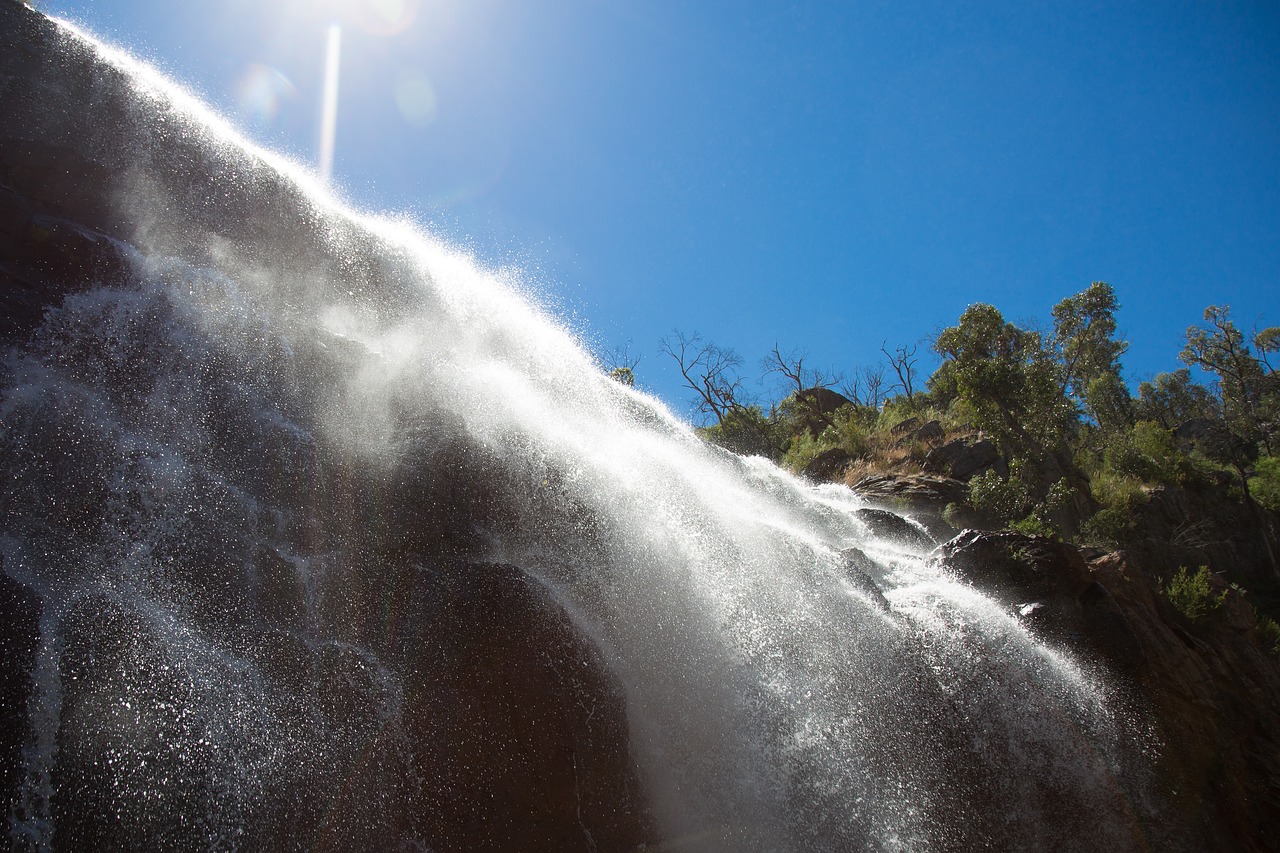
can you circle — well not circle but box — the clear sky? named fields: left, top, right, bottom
left=37, top=0, right=1280, bottom=419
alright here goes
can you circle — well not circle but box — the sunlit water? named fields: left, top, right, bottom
left=1, top=19, right=1163, bottom=852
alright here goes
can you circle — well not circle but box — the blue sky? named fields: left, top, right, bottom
left=39, top=0, right=1280, bottom=418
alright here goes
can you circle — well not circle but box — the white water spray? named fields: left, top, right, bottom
left=0, top=15, right=1166, bottom=852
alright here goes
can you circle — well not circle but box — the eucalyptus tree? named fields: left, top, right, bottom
left=1050, top=281, right=1130, bottom=429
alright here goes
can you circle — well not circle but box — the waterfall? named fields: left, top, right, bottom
left=1, top=11, right=1165, bottom=852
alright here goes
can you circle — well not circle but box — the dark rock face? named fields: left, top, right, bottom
left=0, top=4, right=656, bottom=849
left=801, top=446, right=853, bottom=481
left=934, top=529, right=1280, bottom=852
left=922, top=436, right=1005, bottom=481
left=853, top=508, right=934, bottom=552
left=850, top=473, right=967, bottom=512
left=0, top=568, right=41, bottom=825
left=406, top=564, right=651, bottom=852
left=837, top=548, right=891, bottom=611
left=849, top=473, right=968, bottom=541
left=792, top=386, right=853, bottom=437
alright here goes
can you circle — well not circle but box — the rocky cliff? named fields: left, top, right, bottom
left=4, top=2, right=1280, bottom=850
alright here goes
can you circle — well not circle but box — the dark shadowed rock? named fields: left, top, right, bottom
left=0, top=567, right=40, bottom=824
left=890, top=417, right=919, bottom=436
left=838, top=547, right=891, bottom=611
left=922, top=437, right=1004, bottom=481
left=911, top=420, right=945, bottom=444
left=793, top=386, right=853, bottom=437
left=932, top=529, right=1280, bottom=852
left=801, top=446, right=853, bottom=481
left=849, top=473, right=968, bottom=541
left=402, top=563, right=656, bottom=853
left=849, top=474, right=967, bottom=512
left=854, top=507, right=934, bottom=552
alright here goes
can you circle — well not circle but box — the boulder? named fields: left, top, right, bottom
left=792, top=386, right=853, bottom=437
left=854, top=507, right=934, bottom=552
left=838, top=547, right=891, bottom=611
left=801, top=446, right=853, bottom=481
left=849, top=473, right=967, bottom=512
left=922, top=437, right=1004, bottom=481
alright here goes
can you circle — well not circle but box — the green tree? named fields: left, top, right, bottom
left=1181, top=305, right=1274, bottom=454
left=1051, top=281, right=1129, bottom=425
left=1134, top=369, right=1218, bottom=429
left=1180, top=306, right=1280, bottom=578
left=930, top=303, right=1071, bottom=453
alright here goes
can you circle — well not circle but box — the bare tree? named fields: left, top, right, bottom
left=659, top=330, right=750, bottom=424
left=881, top=340, right=920, bottom=404
left=838, top=372, right=863, bottom=406
left=862, top=363, right=887, bottom=409
left=761, top=344, right=840, bottom=397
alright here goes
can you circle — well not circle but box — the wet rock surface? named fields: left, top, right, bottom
left=4, top=3, right=1280, bottom=850
left=853, top=507, right=935, bottom=552
left=934, top=529, right=1280, bottom=852
left=0, top=5, right=656, bottom=849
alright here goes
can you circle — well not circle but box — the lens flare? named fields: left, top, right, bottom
left=394, top=68, right=436, bottom=127
left=350, top=0, right=419, bottom=36
left=236, top=64, right=295, bottom=127
left=319, top=22, right=341, bottom=180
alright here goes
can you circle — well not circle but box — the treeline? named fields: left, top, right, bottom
left=611, top=283, right=1280, bottom=624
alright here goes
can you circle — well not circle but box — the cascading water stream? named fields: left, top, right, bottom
left=0, top=12, right=1167, bottom=852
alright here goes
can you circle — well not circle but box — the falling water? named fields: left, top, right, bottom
left=0, top=14, right=1165, bottom=852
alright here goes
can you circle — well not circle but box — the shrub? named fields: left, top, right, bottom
left=1164, top=565, right=1226, bottom=623
left=968, top=468, right=1029, bottom=525
left=1080, top=507, right=1134, bottom=547
left=1011, top=514, right=1056, bottom=538
left=1250, top=455, right=1280, bottom=513
left=1257, top=615, right=1280, bottom=656
left=781, top=430, right=831, bottom=472
left=1103, top=420, right=1187, bottom=485
left=700, top=406, right=785, bottom=460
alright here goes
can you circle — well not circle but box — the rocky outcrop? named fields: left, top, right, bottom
left=922, top=435, right=1005, bottom=481
left=848, top=473, right=969, bottom=540
left=854, top=507, right=935, bottom=552
left=792, top=386, right=853, bottom=437
left=934, top=529, right=1280, bottom=852
left=801, top=446, right=853, bottom=481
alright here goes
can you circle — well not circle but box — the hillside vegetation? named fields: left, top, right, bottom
left=640, top=284, right=1280, bottom=643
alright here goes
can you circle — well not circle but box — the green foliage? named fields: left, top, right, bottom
left=931, top=303, right=1073, bottom=454
left=1257, top=615, right=1280, bottom=656
left=1052, top=282, right=1128, bottom=414
left=1134, top=369, right=1218, bottom=429
left=1250, top=455, right=1280, bottom=514
left=967, top=468, right=1029, bottom=525
left=964, top=458, right=1073, bottom=538
left=942, top=502, right=967, bottom=528
left=780, top=403, right=878, bottom=473
left=699, top=405, right=785, bottom=460
left=780, top=430, right=830, bottom=472
left=1080, top=506, right=1135, bottom=548
left=1164, top=565, right=1226, bottom=622
left=1079, top=451, right=1153, bottom=547
left=1181, top=305, right=1278, bottom=462
left=1102, top=420, right=1194, bottom=486
left=1010, top=513, right=1057, bottom=538
left=608, top=366, right=635, bottom=387
left=1084, top=372, right=1133, bottom=433
left=832, top=406, right=875, bottom=457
